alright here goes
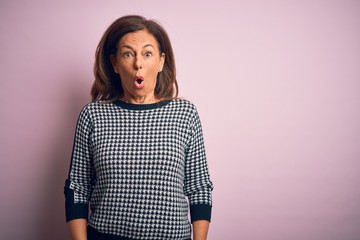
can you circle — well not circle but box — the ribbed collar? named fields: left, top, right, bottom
left=113, top=99, right=172, bottom=110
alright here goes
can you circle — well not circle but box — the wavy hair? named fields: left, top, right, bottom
left=91, top=15, right=178, bottom=101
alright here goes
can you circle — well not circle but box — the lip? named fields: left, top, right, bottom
left=134, top=76, right=145, bottom=89
left=134, top=76, right=144, bottom=81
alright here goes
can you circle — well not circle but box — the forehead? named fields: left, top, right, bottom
left=119, top=30, right=159, bottom=48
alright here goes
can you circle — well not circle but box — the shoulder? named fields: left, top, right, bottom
left=169, top=98, right=197, bottom=112
left=80, top=100, right=115, bottom=112
left=167, top=98, right=202, bottom=123
left=77, top=100, right=117, bottom=119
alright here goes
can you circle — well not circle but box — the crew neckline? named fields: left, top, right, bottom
left=113, top=99, right=172, bottom=110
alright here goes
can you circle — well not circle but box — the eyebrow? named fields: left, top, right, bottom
left=120, top=44, right=155, bottom=51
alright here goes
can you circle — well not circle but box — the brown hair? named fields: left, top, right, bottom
left=91, top=15, right=178, bottom=101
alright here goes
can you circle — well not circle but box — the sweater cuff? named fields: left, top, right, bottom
left=64, top=186, right=89, bottom=222
left=65, top=201, right=89, bottom=222
left=64, top=180, right=89, bottom=222
left=190, top=204, right=212, bottom=223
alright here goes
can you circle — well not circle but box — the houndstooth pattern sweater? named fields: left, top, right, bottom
left=64, top=99, right=213, bottom=240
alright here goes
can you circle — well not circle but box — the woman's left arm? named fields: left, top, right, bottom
left=184, top=104, right=214, bottom=240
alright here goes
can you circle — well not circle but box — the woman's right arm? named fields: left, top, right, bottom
left=64, top=105, right=94, bottom=240
left=68, top=219, right=87, bottom=240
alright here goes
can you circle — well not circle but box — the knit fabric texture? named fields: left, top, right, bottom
left=64, top=99, right=213, bottom=240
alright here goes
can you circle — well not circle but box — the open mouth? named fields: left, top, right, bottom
left=134, top=76, right=144, bottom=89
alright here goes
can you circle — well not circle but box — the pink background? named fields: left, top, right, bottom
left=1, top=0, right=360, bottom=239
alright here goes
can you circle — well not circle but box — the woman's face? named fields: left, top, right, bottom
left=111, top=30, right=165, bottom=103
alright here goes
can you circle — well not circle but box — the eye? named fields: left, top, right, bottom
left=144, top=51, right=153, bottom=57
left=123, top=51, right=134, bottom=58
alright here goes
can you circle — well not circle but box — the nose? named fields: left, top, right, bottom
left=135, top=56, right=143, bottom=70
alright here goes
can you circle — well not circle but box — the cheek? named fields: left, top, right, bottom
left=148, top=61, right=161, bottom=73
left=119, top=62, right=132, bottom=74
left=119, top=60, right=129, bottom=69
left=147, top=69, right=160, bottom=81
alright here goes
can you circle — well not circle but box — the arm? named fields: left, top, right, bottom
left=68, top=219, right=87, bottom=240
left=184, top=105, right=214, bottom=240
left=193, top=220, right=210, bottom=240
left=64, top=105, right=94, bottom=238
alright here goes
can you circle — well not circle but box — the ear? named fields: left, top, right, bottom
left=159, top=53, right=165, bottom=70
left=110, top=54, right=118, bottom=72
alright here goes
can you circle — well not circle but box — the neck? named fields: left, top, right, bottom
left=121, top=93, right=160, bottom=104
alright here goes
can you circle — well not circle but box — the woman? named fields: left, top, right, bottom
left=64, top=15, right=213, bottom=240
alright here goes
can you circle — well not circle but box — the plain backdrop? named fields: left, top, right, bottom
left=1, top=0, right=360, bottom=239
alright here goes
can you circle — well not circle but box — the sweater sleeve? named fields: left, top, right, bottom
left=184, top=105, right=214, bottom=223
left=64, top=105, right=95, bottom=222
